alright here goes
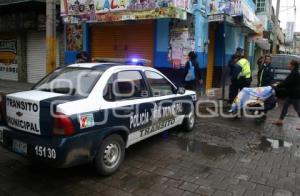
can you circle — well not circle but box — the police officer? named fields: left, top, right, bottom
left=229, top=49, right=252, bottom=103
left=236, top=54, right=252, bottom=88
left=258, top=55, right=274, bottom=87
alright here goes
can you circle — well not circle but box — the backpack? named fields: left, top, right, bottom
left=185, top=61, right=196, bottom=82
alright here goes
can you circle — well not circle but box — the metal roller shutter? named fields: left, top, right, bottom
left=27, top=31, right=60, bottom=83
left=91, top=22, right=154, bottom=65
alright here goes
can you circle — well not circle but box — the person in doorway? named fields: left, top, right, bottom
left=184, top=51, right=202, bottom=91
left=272, top=60, right=300, bottom=129
left=76, top=51, right=88, bottom=63
left=258, top=55, right=274, bottom=87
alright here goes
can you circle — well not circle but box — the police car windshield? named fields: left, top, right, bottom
left=33, top=67, right=103, bottom=96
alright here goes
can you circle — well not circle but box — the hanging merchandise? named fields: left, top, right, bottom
left=66, top=24, right=83, bottom=51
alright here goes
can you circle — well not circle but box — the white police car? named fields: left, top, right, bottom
left=0, top=59, right=197, bottom=175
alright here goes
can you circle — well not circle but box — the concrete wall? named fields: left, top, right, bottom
left=194, top=1, right=209, bottom=69
left=154, top=19, right=172, bottom=68
left=212, top=25, right=246, bottom=67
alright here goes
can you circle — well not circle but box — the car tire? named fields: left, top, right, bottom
left=179, top=109, right=195, bottom=132
left=94, top=134, right=125, bottom=176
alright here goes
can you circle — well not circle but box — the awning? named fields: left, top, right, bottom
left=0, top=0, right=60, bottom=6
left=207, top=0, right=264, bottom=34
left=248, top=36, right=270, bottom=50
left=0, top=0, right=46, bottom=6
left=61, top=0, right=191, bottom=23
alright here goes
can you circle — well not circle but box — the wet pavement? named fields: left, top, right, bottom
left=1, top=103, right=300, bottom=196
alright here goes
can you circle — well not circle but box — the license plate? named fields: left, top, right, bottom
left=12, top=139, right=27, bottom=155
left=0, top=128, right=3, bottom=143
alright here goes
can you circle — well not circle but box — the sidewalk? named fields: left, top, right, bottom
left=0, top=79, right=32, bottom=94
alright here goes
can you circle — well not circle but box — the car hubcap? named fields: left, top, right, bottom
left=189, top=112, right=195, bottom=128
left=103, top=143, right=120, bottom=168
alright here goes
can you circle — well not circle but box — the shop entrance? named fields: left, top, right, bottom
left=206, top=23, right=217, bottom=90
left=91, top=22, right=154, bottom=65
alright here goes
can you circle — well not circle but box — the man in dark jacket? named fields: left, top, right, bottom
left=273, top=60, right=300, bottom=129
left=184, top=51, right=202, bottom=91
left=258, top=55, right=274, bottom=87
left=228, top=48, right=244, bottom=103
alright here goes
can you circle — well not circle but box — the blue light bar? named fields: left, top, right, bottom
left=93, top=58, right=151, bottom=65
left=131, top=58, right=138, bottom=63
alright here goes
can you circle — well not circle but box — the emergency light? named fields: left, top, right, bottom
left=93, top=58, right=151, bottom=66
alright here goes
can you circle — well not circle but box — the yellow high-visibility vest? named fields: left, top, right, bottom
left=237, top=58, right=251, bottom=79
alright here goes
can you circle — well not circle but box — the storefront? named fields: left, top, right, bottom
left=0, top=1, right=62, bottom=83
left=90, top=21, right=155, bottom=62
left=61, top=0, right=195, bottom=74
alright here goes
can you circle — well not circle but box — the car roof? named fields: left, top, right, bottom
left=66, top=63, right=157, bottom=72
left=271, top=54, right=300, bottom=58
left=67, top=63, right=116, bottom=68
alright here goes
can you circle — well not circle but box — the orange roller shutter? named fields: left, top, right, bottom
left=91, top=22, right=154, bottom=65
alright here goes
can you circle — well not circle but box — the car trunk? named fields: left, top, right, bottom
left=6, top=90, right=65, bottom=135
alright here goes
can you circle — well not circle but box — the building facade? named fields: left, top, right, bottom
left=62, top=0, right=263, bottom=92
left=0, top=0, right=63, bottom=83
left=202, top=0, right=263, bottom=89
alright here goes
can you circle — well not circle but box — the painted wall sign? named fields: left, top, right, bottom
left=0, top=40, right=17, bottom=53
left=61, top=0, right=191, bottom=23
left=207, top=0, right=242, bottom=16
left=66, top=24, right=83, bottom=51
left=63, top=7, right=187, bottom=23
left=0, top=38, right=18, bottom=81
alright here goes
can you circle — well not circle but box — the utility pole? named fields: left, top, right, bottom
left=272, top=0, right=280, bottom=54
left=46, top=0, right=57, bottom=73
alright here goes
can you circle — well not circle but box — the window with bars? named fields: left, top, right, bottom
left=256, top=0, right=266, bottom=12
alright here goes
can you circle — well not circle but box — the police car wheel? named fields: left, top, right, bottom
left=181, top=110, right=195, bottom=132
left=95, top=134, right=125, bottom=176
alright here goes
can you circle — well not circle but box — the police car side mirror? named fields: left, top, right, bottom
left=177, top=87, right=185, bottom=95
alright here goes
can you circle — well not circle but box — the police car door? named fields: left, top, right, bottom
left=143, top=71, right=185, bottom=135
left=103, top=70, right=154, bottom=146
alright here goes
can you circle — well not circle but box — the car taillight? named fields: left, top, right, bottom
left=53, top=112, right=74, bottom=136
left=0, top=99, right=2, bottom=122
left=0, top=95, right=6, bottom=123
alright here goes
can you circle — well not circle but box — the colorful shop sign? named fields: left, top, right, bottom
left=207, top=0, right=263, bottom=33
left=61, top=0, right=191, bottom=23
left=62, top=7, right=187, bottom=23
left=207, top=0, right=242, bottom=16
left=0, top=39, right=18, bottom=81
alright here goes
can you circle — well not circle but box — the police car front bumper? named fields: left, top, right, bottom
left=0, top=124, right=98, bottom=168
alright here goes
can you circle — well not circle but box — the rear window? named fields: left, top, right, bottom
left=33, top=67, right=103, bottom=96
left=272, top=55, right=300, bottom=69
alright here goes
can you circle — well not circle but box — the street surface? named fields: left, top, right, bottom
left=1, top=103, right=300, bottom=196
